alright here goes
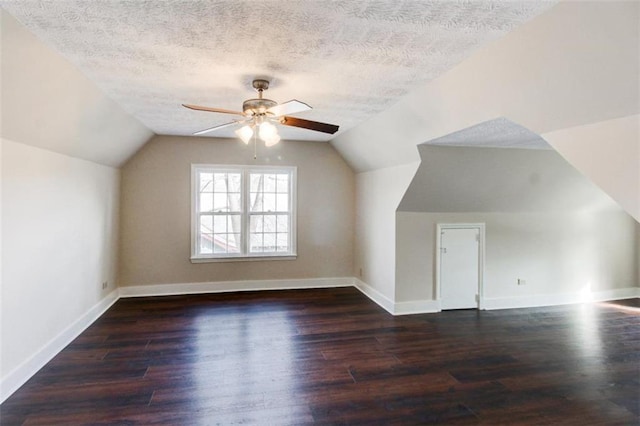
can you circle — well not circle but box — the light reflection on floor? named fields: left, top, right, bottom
left=575, top=303, right=603, bottom=360
left=191, top=303, right=306, bottom=423
left=597, top=300, right=640, bottom=315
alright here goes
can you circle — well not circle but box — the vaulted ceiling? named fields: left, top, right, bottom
left=2, top=0, right=637, bottom=222
left=0, top=0, right=555, bottom=142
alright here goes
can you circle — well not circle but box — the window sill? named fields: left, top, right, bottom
left=190, top=254, right=297, bottom=263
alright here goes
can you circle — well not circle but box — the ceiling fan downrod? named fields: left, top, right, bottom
left=252, top=79, right=269, bottom=99
left=243, top=79, right=277, bottom=116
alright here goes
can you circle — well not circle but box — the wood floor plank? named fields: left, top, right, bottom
left=1, top=289, right=638, bottom=425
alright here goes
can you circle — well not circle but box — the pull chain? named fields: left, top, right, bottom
left=253, top=127, right=257, bottom=160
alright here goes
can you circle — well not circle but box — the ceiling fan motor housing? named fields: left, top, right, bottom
left=243, top=98, right=277, bottom=116
left=243, top=79, right=276, bottom=116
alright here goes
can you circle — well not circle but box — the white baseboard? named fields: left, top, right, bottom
left=393, top=299, right=441, bottom=315
left=0, top=289, right=119, bottom=404
left=122, top=277, right=441, bottom=317
left=482, top=287, right=640, bottom=310
left=352, top=279, right=441, bottom=315
left=118, top=277, right=354, bottom=298
left=353, top=279, right=395, bottom=314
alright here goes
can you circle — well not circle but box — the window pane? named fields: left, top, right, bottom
left=264, top=215, right=276, bottom=232
left=263, top=193, right=276, bottom=212
left=200, top=193, right=213, bottom=212
left=263, top=233, right=276, bottom=252
left=213, top=173, right=228, bottom=192
left=250, top=215, right=263, bottom=233
left=276, top=194, right=288, bottom=212
left=213, top=234, right=227, bottom=253
left=200, top=215, right=213, bottom=234
left=200, top=173, right=213, bottom=192
left=264, top=174, right=276, bottom=192
left=213, top=215, right=227, bottom=233
left=250, top=233, right=263, bottom=253
left=277, top=233, right=289, bottom=252
left=228, top=193, right=241, bottom=212
left=228, top=215, right=241, bottom=234
left=228, top=233, right=241, bottom=253
left=276, top=174, right=289, bottom=193
left=200, top=234, right=213, bottom=254
left=228, top=173, right=242, bottom=192
left=213, top=193, right=228, bottom=211
left=277, top=215, right=289, bottom=233
left=250, top=192, right=263, bottom=212
left=250, top=174, right=263, bottom=192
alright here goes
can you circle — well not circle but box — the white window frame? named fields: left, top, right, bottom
left=191, top=164, right=297, bottom=262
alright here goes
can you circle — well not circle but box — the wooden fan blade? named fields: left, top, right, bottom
left=193, top=121, right=242, bottom=136
left=279, top=116, right=339, bottom=134
left=183, top=103, right=245, bottom=116
left=267, top=100, right=312, bottom=117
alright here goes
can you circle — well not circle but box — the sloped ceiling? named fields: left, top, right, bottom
left=398, top=142, right=618, bottom=213
left=333, top=1, right=640, bottom=172
left=1, top=11, right=153, bottom=167
left=0, top=0, right=555, bottom=145
left=423, top=117, right=551, bottom=150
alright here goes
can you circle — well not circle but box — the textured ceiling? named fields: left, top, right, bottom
left=0, top=0, right=555, bottom=142
left=423, top=117, right=552, bottom=150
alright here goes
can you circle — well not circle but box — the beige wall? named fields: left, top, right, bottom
left=119, top=136, right=354, bottom=286
left=354, top=162, right=419, bottom=301
left=396, top=211, right=638, bottom=303
left=1, top=139, right=120, bottom=379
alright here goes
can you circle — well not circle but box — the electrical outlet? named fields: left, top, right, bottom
left=517, top=278, right=526, bottom=286
left=101, top=281, right=108, bottom=290
left=359, top=268, right=363, bottom=278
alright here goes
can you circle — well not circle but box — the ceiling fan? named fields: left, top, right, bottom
left=182, top=79, right=339, bottom=147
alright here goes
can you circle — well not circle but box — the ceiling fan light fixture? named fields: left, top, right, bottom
left=235, top=125, right=253, bottom=144
left=264, top=133, right=281, bottom=147
left=259, top=121, right=278, bottom=140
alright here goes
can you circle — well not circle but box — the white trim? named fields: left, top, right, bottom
left=190, top=255, right=297, bottom=263
left=436, top=223, right=485, bottom=310
left=119, top=277, right=353, bottom=298
left=482, top=287, right=640, bottom=310
left=190, top=164, right=298, bottom=261
left=121, top=277, right=431, bottom=317
left=353, top=278, right=395, bottom=314
left=352, top=279, right=441, bottom=315
left=0, top=289, right=120, bottom=404
left=393, top=299, right=441, bottom=315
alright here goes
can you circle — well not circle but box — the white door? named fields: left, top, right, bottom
left=440, top=228, right=479, bottom=310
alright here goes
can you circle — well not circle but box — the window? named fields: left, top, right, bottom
left=191, top=164, right=296, bottom=261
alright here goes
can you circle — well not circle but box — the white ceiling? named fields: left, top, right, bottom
left=0, top=0, right=555, bottom=142
left=423, top=117, right=552, bottom=150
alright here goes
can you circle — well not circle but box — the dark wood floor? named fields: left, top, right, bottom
left=2, top=288, right=638, bottom=425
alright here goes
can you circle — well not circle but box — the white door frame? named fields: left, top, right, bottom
left=436, top=223, right=486, bottom=310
